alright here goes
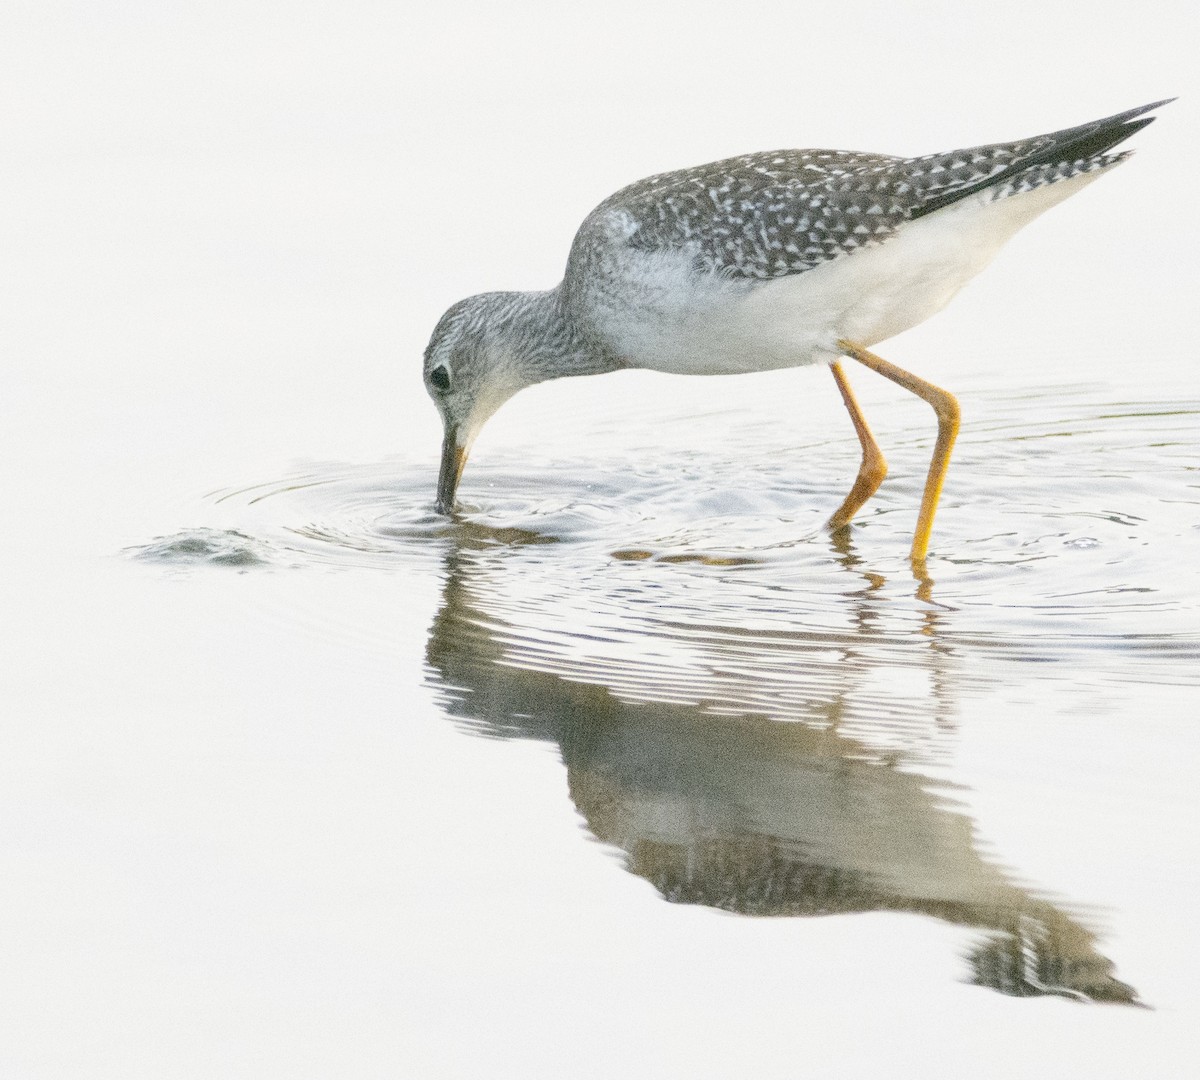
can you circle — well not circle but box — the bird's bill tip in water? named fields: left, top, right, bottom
left=435, top=432, right=468, bottom=515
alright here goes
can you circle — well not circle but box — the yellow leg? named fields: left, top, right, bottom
left=827, top=360, right=888, bottom=529
left=837, top=340, right=961, bottom=564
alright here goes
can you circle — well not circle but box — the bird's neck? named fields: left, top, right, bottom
left=500, top=287, right=622, bottom=384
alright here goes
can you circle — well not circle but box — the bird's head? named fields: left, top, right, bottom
left=423, top=291, right=541, bottom=514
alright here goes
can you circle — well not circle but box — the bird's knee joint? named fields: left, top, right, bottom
left=935, top=394, right=961, bottom=425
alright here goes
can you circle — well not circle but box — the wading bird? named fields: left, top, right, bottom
left=423, top=100, right=1170, bottom=561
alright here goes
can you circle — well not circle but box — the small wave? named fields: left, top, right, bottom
left=129, top=528, right=275, bottom=568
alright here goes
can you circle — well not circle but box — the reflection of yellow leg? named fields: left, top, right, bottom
left=827, top=360, right=888, bottom=529
left=838, top=340, right=961, bottom=564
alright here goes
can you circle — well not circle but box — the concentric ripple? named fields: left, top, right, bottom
left=130, top=385, right=1200, bottom=697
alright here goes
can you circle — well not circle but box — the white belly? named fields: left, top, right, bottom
left=595, top=167, right=1113, bottom=375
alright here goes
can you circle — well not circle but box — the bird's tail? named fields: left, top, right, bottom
left=910, top=98, right=1174, bottom=218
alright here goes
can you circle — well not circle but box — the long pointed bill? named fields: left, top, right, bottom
left=435, top=430, right=468, bottom=515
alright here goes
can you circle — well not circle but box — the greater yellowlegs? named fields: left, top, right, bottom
left=423, top=100, right=1171, bottom=561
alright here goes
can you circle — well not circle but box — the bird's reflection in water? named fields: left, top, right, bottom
left=424, top=537, right=1139, bottom=1005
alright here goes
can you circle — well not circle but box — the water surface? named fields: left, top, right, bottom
left=134, top=376, right=1200, bottom=1008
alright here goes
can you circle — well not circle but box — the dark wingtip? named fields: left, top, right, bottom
left=1049, top=97, right=1175, bottom=162
left=1118, top=96, right=1175, bottom=114
left=1089, top=98, right=1177, bottom=130
left=910, top=98, right=1174, bottom=219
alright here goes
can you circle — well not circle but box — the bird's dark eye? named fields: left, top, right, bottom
left=429, top=365, right=451, bottom=392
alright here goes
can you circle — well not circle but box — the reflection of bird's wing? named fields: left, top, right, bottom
left=570, top=99, right=1168, bottom=283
